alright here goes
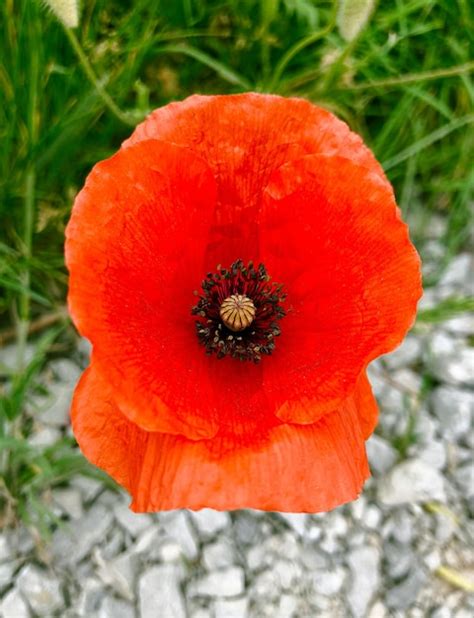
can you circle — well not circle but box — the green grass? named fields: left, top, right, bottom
left=0, top=0, right=473, bottom=526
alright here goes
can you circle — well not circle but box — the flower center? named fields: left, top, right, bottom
left=219, top=294, right=256, bottom=332
left=192, top=259, right=286, bottom=363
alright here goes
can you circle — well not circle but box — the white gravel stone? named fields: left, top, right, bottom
left=160, top=511, right=199, bottom=560
left=233, top=512, right=262, bottom=547
left=49, top=358, right=81, bottom=383
left=384, top=542, right=415, bottom=579
left=28, top=426, right=62, bottom=448
left=311, top=565, right=345, bottom=596
left=75, top=577, right=104, bottom=617
left=438, top=253, right=473, bottom=289
left=0, top=534, right=14, bottom=562
left=98, top=595, right=134, bottom=618
left=94, top=548, right=137, bottom=601
left=0, top=562, right=18, bottom=593
left=0, top=587, right=31, bottom=618
left=443, top=314, right=474, bottom=336
left=52, top=503, right=113, bottom=566
left=113, top=499, right=153, bottom=537
left=71, top=476, right=103, bottom=502
left=276, top=594, right=298, bottom=618
left=53, top=487, right=84, bottom=519
left=0, top=344, right=34, bottom=373
left=383, top=335, right=422, bottom=369
left=37, top=382, right=74, bottom=427
left=431, top=606, right=452, bottom=618
left=188, top=567, right=245, bottom=598
left=132, top=527, right=161, bottom=557
left=203, top=539, right=235, bottom=571
left=158, top=540, right=184, bottom=563
left=190, top=509, right=230, bottom=540
left=427, top=332, right=474, bottom=386
left=453, top=461, right=474, bottom=498
left=347, top=545, right=381, bottom=618
left=431, top=386, right=474, bottom=440
left=16, top=565, right=63, bottom=617
left=413, top=439, right=447, bottom=470
left=423, top=548, right=441, bottom=571
left=390, top=509, right=414, bottom=545
left=213, top=597, right=249, bottom=618
left=366, top=434, right=398, bottom=475
left=378, top=458, right=446, bottom=505
left=139, top=564, right=186, bottom=618
left=385, top=563, right=427, bottom=610
left=367, top=600, right=389, bottom=618
left=278, top=512, right=308, bottom=537
left=365, top=505, right=382, bottom=529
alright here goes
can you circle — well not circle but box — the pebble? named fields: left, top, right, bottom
left=203, top=539, right=235, bottom=571
left=188, top=567, right=245, bottom=598
left=160, top=511, right=199, bottom=560
left=367, top=600, right=389, bottom=618
left=431, top=386, right=474, bottom=441
left=71, top=476, right=103, bottom=502
left=190, top=508, right=231, bottom=540
left=366, top=434, right=398, bottom=476
left=277, top=512, right=308, bottom=537
left=384, top=541, right=415, bottom=579
left=413, top=439, right=447, bottom=470
left=16, top=565, right=63, bottom=617
left=232, top=512, right=262, bottom=547
left=139, top=565, right=186, bottom=618
left=94, top=549, right=137, bottom=601
left=28, top=425, right=62, bottom=448
left=438, top=253, right=472, bottom=289
left=75, top=577, right=104, bottom=617
left=213, top=597, right=249, bottom=618
left=0, top=535, right=14, bottom=562
left=53, top=487, right=84, bottom=519
left=346, top=545, right=381, bottom=617
left=311, top=565, right=345, bottom=596
left=443, top=314, right=474, bottom=336
left=0, top=587, right=31, bottom=618
left=276, top=594, right=298, bottom=617
left=431, top=606, right=452, bottom=618
left=383, top=335, right=422, bottom=369
left=378, top=458, right=446, bottom=505
left=113, top=499, right=153, bottom=537
left=37, top=382, right=74, bottom=427
left=0, top=344, right=34, bottom=373
left=427, top=332, right=474, bottom=386
left=453, top=461, right=474, bottom=498
left=98, top=595, right=135, bottom=618
left=52, top=503, right=114, bottom=566
left=390, top=509, right=414, bottom=544
left=385, top=563, right=427, bottom=610
left=0, top=562, right=18, bottom=593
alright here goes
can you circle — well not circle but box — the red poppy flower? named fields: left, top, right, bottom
left=66, top=93, right=421, bottom=513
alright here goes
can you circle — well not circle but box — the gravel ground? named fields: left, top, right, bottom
left=1, top=241, right=473, bottom=617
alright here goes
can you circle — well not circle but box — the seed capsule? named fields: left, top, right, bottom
left=219, top=294, right=256, bottom=332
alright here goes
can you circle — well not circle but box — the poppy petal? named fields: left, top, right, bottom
left=124, top=93, right=385, bottom=267
left=277, top=370, right=378, bottom=440
left=352, top=371, right=379, bottom=439
left=71, top=362, right=370, bottom=513
left=259, top=154, right=422, bottom=424
left=66, top=139, right=220, bottom=439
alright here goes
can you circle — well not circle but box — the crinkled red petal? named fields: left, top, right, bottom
left=71, top=362, right=370, bottom=512
left=66, top=139, right=221, bottom=439
left=124, top=93, right=385, bottom=268
left=258, top=154, right=422, bottom=423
